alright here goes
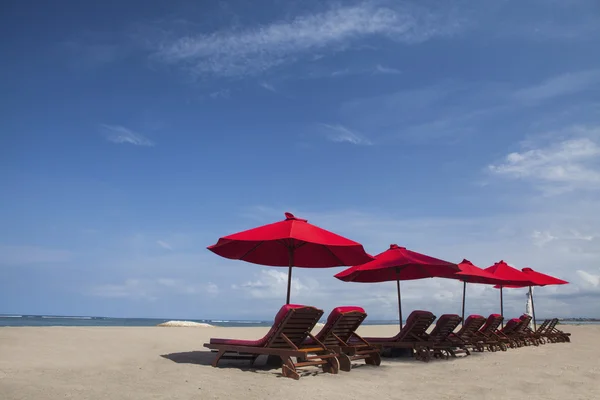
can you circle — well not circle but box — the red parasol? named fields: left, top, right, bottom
left=493, top=267, right=568, bottom=330
left=335, top=244, right=459, bottom=328
left=484, top=260, right=535, bottom=325
left=208, top=212, right=374, bottom=304
left=442, top=259, right=508, bottom=325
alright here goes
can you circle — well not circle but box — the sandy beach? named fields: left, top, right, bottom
left=1, top=324, right=599, bottom=400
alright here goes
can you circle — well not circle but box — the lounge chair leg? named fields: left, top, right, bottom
left=322, top=356, right=340, bottom=374
left=365, top=351, right=381, bottom=366
left=212, top=350, right=226, bottom=367
left=281, top=357, right=300, bottom=380
left=337, top=353, right=352, bottom=372
left=415, top=347, right=430, bottom=362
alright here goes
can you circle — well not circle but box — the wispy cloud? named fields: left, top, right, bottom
left=259, top=81, right=277, bottom=92
left=334, top=68, right=600, bottom=145
left=156, top=240, right=173, bottom=251
left=577, top=270, right=600, bottom=287
left=319, top=123, right=372, bottom=145
left=514, top=69, right=600, bottom=104
left=151, top=3, right=461, bottom=78
left=374, top=64, right=401, bottom=74
left=338, top=81, right=508, bottom=144
left=100, top=124, right=155, bottom=147
left=488, top=126, right=600, bottom=193
left=209, top=88, right=230, bottom=99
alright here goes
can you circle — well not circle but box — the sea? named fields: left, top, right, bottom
left=1, top=315, right=597, bottom=327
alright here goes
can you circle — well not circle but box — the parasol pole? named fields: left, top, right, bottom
left=396, top=279, right=403, bottom=330
left=286, top=246, right=293, bottom=304
left=500, top=285, right=504, bottom=328
left=395, top=267, right=403, bottom=330
left=461, top=281, right=466, bottom=327
left=529, top=286, right=537, bottom=331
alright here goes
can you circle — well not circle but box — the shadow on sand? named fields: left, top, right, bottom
left=160, top=351, right=289, bottom=375
left=160, top=351, right=382, bottom=378
left=161, top=350, right=216, bottom=366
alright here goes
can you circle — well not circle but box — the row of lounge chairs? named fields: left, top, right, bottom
left=204, top=304, right=571, bottom=380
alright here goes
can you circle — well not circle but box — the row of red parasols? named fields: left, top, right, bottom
left=208, top=212, right=568, bottom=330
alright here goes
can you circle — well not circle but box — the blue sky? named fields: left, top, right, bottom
left=2, top=0, right=600, bottom=320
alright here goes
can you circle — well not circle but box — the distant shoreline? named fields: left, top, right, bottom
left=1, top=314, right=599, bottom=327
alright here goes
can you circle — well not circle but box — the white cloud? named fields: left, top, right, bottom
left=239, top=200, right=600, bottom=318
left=319, top=123, right=372, bottom=145
left=152, top=3, right=460, bottom=78
left=488, top=127, right=600, bottom=193
left=232, top=269, right=316, bottom=300
left=0, top=245, right=72, bottom=266
left=576, top=270, right=599, bottom=287
left=514, top=69, right=600, bottom=104
left=100, top=124, right=155, bottom=147
left=156, top=240, right=173, bottom=251
left=89, top=278, right=219, bottom=301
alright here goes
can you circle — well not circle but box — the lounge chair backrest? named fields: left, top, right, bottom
left=517, top=314, right=532, bottom=332
left=429, top=314, right=462, bottom=342
left=544, top=318, right=558, bottom=333
left=455, top=314, right=486, bottom=338
left=314, top=306, right=367, bottom=346
left=480, top=314, right=503, bottom=334
left=501, top=318, right=521, bottom=334
left=266, top=305, right=324, bottom=348
left=536, top=319, right=551, bottom=333
left=395, top=310, right=436, bottom=342
left=238, top=304, right=322, bottom=348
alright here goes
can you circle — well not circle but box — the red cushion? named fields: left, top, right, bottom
left=210, top=304, right=311, bottom=347
left=364, top=310, right=434, bottom=343
left=501, top=318, right=521, bottom=333
left=325, top=306, right=365, bottom=325
left=453, top=315, right=485, bottom=338
left=480, top=314, right=502, bottom=332
left=467, top=314, right=484, bottom=320
left=429, top=314, right=461, bottom=340
left=209, top=338, right=265, bottom=346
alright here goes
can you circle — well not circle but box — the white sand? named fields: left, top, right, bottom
left=1, top=325, right=599, bottom=400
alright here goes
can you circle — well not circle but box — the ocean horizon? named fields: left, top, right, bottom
left=1, top=314, right=598, bottom=327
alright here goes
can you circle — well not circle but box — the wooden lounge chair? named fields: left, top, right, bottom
left=425, top=314, right=466, bottom=359
left=204, top=304, right=340, bottom=380
left=448, top=314, right=486, bottom=352
left=525, top=319, right=551, bottom=344
left=361, top=310, right=437, bottom=362
left=473, top=314, right=507, bottom=352
left=542, top=318, right=571, bottom=343
left=497, top=318, right=523, bottom=348
left=516, top=314, right=540, bottom=346
left=304, top=306, right=381, bottom=371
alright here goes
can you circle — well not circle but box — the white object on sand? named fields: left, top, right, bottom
left=525, top=289, right=533, bottom=329
left=157, top=321, right=215, bottom=328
